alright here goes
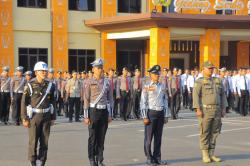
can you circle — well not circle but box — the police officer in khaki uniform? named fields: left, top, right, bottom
left=11, top=66, right=26, bottom=125
left=65, top=71, right=82, bottom=122
left=0, top=66, right=11, bottom=125
left=83, top=58, right=113, bottom=166
left=193, top=61, right=228, bottom=163
left=21, top=61, right=56, bottom=166
left=141, top=65, right=169, bottom=166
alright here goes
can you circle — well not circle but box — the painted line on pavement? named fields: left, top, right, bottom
left=186, top=126, right=250, bottom=138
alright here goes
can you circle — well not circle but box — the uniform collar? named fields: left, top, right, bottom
left=150, top=81, right=159, bottom=86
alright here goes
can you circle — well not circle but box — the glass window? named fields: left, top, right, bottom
left=17, top=0, right=26, bottom=7
left=18, top=48, right=48, bottom=71
left=29, top=48, right=37, bottom=55
left=19, top=55, right=28, bottom=71
left=39, top=48, right=47, bottom=55
left=17, top=0, right=46, bottom=8
left=86, top=56, right=95, bottom=71
left=118, top=0, right=141, bottom=13
left=69, top=55, right=77, bottom=72
left=69, top=0, right=95, bottom=11
left=68, top=49, right=96, bottom=72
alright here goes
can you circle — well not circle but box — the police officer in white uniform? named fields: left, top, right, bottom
left=141, top=65, right=169, bottom=166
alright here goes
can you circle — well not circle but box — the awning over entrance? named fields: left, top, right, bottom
left=84, top=13, right=250, bottom=72
left=85, top=13, right=250, bottom=32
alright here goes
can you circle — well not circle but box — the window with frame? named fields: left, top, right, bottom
left=19, top=48, right=48, bottom=71
left=68, top=0, right=95, bottom=11
left=68, top=49, right=95, bottom=72
left=118, top=0, right=141, bottom=13
left=17, top=0, right=47, bottom=8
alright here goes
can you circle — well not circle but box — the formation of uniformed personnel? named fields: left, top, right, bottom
left=235, top=67, right=249, bottom=116
left=168, top=68, right=181, bottom=119
left=140, top=65, right=169, bottom=166
left=65, top=71, right=82, bottom=122
left=21, top=61, right=56, bottom=166
left=83, top=58, right=113, bottom=166
left=131, top=68, right=142, bottom=119
left=0, top=66, right=11, bottom=125
left=193, top=61, right=228, bottom=163
left=116, top=67, right=132, bottom=121
left=10, top=66, right=26, bottom=125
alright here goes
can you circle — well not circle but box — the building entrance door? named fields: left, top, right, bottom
left=117, top=50, right=141, bottom=74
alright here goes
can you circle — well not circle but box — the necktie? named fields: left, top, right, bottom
left=126, top=77, right=129, bottom=91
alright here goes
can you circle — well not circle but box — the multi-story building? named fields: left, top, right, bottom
left=0, top=0, right=250, bottom=75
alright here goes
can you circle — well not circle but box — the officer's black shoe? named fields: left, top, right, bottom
left=90, top=160, right=97, bottom=166
left=155, top=160, right=168, bottom=165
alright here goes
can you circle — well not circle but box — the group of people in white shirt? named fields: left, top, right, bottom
left=176, top=67, right=250, bottom=116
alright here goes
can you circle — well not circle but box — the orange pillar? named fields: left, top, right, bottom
left=236, top=0, right=249, bottom=15
left=51, top=0, right=68, bottom=72
left=102, top=0, right=117, bottom=18
left=237, top=42, right=249, bottom=68
left=200, top=29, right=220, bottom=68
left=101, top=0, right=117, bottom=71
left=101, top=33, right=116, bottom=71
left=149, top=28, right=170, bottom=68
left=148, top=0, right=162, bottom=13
left=0, top=0, right=14, bottom=74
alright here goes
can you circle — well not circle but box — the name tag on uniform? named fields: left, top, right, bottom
left=144, top=86, right=156, bottom=92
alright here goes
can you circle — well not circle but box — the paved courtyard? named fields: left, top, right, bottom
left=1, top=110, right=250, bottom=166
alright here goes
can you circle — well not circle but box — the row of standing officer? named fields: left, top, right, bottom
left=0, top=66, right=32, bottom=125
